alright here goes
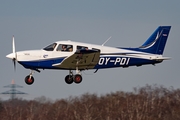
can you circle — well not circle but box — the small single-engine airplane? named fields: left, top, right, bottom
left=6, top=26, right=171, bottom=85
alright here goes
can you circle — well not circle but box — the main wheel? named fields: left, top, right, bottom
left=25, top=75, right=34, bottom=85
left=65, top=75, right=73, bottom=84
left=74, top=74, right=82, bottom=84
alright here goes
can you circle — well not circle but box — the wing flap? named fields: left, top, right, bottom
left=53, top=49, right=100, bottom=69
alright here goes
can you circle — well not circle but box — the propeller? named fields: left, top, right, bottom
left=12, top=35, right=17, bottom=70
left=12, top=36, right=17, bottom=71
left=6, top=36, right=17, bottom=71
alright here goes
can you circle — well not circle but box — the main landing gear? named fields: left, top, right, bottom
left=65, top=70, right=82, bottom=84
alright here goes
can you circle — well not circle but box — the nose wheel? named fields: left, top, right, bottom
left=25, top=70, right=35, bottom=85
left=25, top=75, right=34, bottom=85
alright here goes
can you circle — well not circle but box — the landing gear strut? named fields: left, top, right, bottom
left=65, top=70, right=82, bottom=84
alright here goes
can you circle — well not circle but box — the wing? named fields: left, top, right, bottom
left=52, top=49, right=100, bottom=70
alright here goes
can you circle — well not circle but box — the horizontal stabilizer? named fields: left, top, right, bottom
left=151, top=57, right=171, bottom=60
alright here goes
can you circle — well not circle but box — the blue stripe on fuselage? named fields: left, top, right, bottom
left=18, top=57, right=66, bottom=69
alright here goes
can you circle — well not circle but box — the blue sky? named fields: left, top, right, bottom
left=0, top=1, right=180, bottom=100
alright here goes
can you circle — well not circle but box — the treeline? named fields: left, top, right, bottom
left=0, top=84, right=180, bottom=120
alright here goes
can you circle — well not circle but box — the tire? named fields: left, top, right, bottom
left=25, top=75, right=34, bottom=85
left=65, top=75, right=73, bottom=84
left=74, top=74, right=82, bottom=84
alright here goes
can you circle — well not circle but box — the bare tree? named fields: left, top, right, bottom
left=0, top=85, right=180, bottom=120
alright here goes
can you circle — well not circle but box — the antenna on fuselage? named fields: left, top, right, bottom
left=102, top=36, right=112, bottom=46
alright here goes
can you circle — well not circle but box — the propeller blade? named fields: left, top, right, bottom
left=12, top=35, right=15, bottom=54
left=13, top=58, right=16, bottom=71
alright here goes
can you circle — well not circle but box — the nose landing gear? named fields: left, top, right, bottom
left=24, top=70, right=36, bottom=85
left=25, top=75, right=34, bottom=85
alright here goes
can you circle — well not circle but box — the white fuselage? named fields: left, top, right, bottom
left=7, top=40, right=162, bottom=70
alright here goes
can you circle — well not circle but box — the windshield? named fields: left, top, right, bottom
left=56, top=44, right=73, bottom=52
left=43, top=43, right=57, bottom=51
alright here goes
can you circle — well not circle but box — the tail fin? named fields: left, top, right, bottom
left=139, top=26, right=171, bottom=54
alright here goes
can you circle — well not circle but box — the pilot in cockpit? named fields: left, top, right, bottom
left=61, top=45, right=67, bottom=51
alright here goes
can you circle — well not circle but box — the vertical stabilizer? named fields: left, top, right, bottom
left=139, top=26, right=171, bottom=54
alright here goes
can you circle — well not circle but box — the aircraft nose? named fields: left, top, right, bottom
left=6, top=53, right=14, bottom=59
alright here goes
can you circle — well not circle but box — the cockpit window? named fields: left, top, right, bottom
left=77, top=46, right=88, bottom=50
left=56, top=44, right=73, bottom=52
left=43, top=43, right=57, bottom=51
